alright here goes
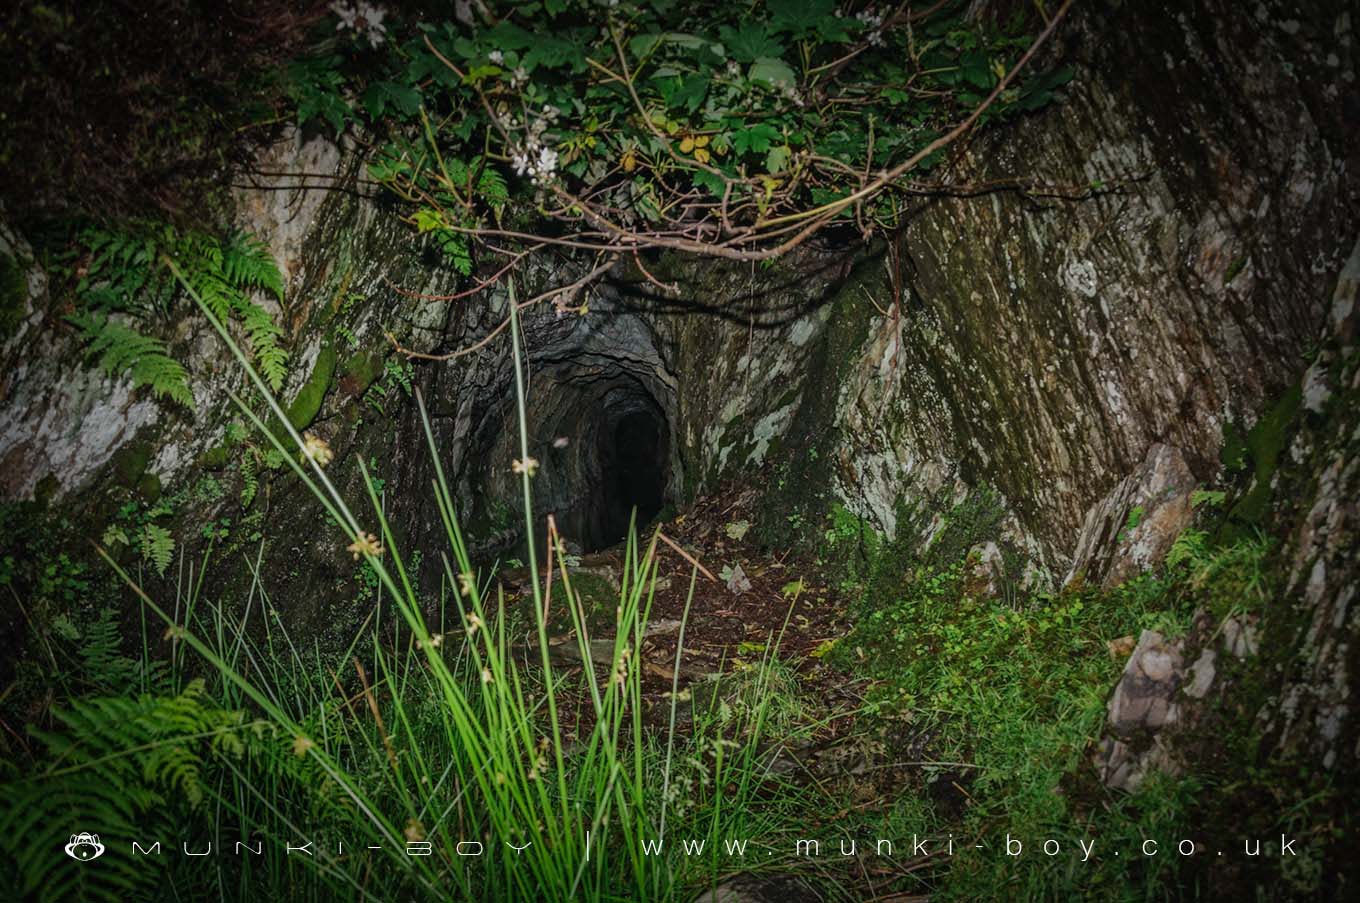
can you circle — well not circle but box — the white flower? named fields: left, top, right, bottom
left=330, top=1, right=357, bottom=29
left=302, top=433, right=334, bottom=467
left=856, top=7, right=885, bottom=45
left=511, top=141, right=560, bottom=187
left=510, top=66, right=528, bottom=88
left=331, top=2, right=388, bottom=48
left=536, top=147, right=559, bottom=177
left=489, top=50, right=504, bottom=64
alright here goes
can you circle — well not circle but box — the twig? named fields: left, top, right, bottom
left=655, top=530, right=718, bottom=583
left=354, top=657, right=399, bottom=771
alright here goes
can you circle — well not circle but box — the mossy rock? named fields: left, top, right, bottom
left=198, top=444, right=231, bottom=470
left=1224, top=381, right=1302, bottom=534
left=109, top=440, right=153, bottom=488
left=542, top=570, right=619, bottom=635
left=137, top=471, right=163, bottom=502
left=0, top=252, right=28, bottom=341
left=338, top=348, right=385, bottom=398
left=286, top=345, right=338, bottom=431
left=34, top=473, right=60, bottom=507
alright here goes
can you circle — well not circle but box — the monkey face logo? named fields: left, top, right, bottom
left=64, top=833, right=105, bottom=861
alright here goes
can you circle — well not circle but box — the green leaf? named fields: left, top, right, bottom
left=139, top=524, right=175, bottom=577
left=718, top=23, right=784, bottom=62
left=766, top=144, right=792, bottom=174
left=768, top=0, right=836, bottom=37
left=362, top=81, right=422, bottom=119
left=732, top=122, right=781, bottom=155
left=748, top=56, right=797, bottom=88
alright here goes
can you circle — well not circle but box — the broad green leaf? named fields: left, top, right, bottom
left=718, top=23, right=784, bottom=62
left=748, top=57, right=797, bottom=88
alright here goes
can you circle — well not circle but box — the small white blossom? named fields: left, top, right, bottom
left=856, top=7, right=885, bottom=46
left=331, top=2, right=389, bottom=48
left=489, top=49, right=504, bottom=64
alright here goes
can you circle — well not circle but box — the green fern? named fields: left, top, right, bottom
left=139, top=523, right=175, bottom=577
left=79, top=606, right=141, bottom=690
left=239, top=450, right=259, bottom=508
left=222, top=231, right=285, bottom=300
left=0, top=681, right=255, bottom=903
left=67, top=311, right=195, bottom=408
left=233, top=293, right=288, bottom=391
left=71, top=223, right=290, bottom=400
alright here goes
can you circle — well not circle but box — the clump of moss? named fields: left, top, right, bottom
left=285, top=345, right=338, bottom=431
left=338, top=348, right=385, bottom=398
left=1221, top=381, right=1302, bottom=537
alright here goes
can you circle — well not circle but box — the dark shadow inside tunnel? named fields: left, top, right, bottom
left=481, top=356, right=675, bottom=564
left=593, top=409, right=668, bottom=551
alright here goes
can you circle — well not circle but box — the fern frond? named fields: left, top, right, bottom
left=70, top=223, right=289, bottom=402
left=139, top=523, right=175, bottom=577
left=223, top=231, right=285, bottom=300
left=188, top=267, right=236, bottom=322
left=79, top=607, right=140, bottom=690
left=233, top=296, right=288, bottom=391
left=0, top=681, right=258, bottom=902
left=68, top=312, right=194, bottom=409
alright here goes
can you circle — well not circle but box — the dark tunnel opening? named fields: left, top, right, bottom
left=466, top=307, right=681, bottom=565
left=594, top=408, right=668, bottom=550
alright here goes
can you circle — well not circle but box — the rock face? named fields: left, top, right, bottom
left=1065, top=443, right=1198, bottom=589
left=0, top=0, right=1354, bottom=779
left=651, top=0, right=1358, bottom=585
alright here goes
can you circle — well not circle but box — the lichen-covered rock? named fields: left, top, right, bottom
left=1097, top=621, right=1243, bottom=791
left=1065, top=443, right=1198, bottom=589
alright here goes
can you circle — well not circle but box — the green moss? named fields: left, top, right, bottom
left=922, top=487, right=1007, bottom=569
left=754, top=250, right=885, bottom=547
left=562, top=572, right=618, bottom=633
left=198, top=444, right=231, bottom=470
left=34, top=473, right=60, bottom=507
left=1225, top=381, right=1302, bottom=530
left=109, top=441, right=153, bottom=488
left=0, top=252, right=26, bottom=341
left=338, top=348, right=385, bottom=397
left=137, top=472, right=162, bottom=502
left=286, top=344, right=338, bottom=431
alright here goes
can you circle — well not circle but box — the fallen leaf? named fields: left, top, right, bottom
left=725, top=562, right=752, bottom=595
left=724, top=519, right=751, bottom=540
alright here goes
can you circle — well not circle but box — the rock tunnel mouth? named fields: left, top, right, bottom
left=549, top=373, right=673, bottom=555
left=470, top=316, right=677, bottom=563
